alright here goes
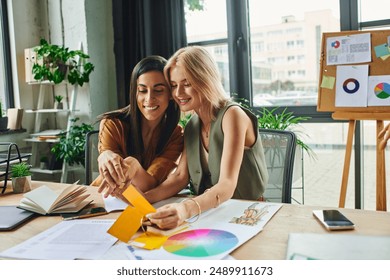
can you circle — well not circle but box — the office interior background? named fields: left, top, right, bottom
left=1, top=0, right=390, bottom=211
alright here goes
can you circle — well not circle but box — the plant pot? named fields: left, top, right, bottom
left=54, top=102, right=63, bottom=110
left=40, top=162, right=48, bottom=169
left=12, top=175, right=32, bottom=194
left=0, top=117, right=8, bottom=131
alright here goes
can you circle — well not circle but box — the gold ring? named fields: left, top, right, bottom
left=140, top=216, right=149, bottom=235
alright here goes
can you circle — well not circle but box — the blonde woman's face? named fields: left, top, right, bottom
left=169, top=65, right=201, bottom=112
left=136, top=71, right=170, bottom=122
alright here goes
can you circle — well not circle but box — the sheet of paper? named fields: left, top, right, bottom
left=335, top=65, right=368, bottom=107
left=127, top=200, right=282, bottom=260
left=97, top=242, right=137, bottom=260
left=367, top=75, right=390, bottom=106
left=0, top=220, right=117, bottom=260
left=103, top=194, right=128, bottom=212
left=103, top=194, right=184, bottom=212
left=326, top=33, right=371, bottom=65
left=286, top=233, right=390, bottom=260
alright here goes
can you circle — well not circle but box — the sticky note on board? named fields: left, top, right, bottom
left=320, top=75, right=336, bottom=89
left=380, top=54, right=390, bottom=61
left=374, top=43, right=390, bottom=58
left=107, top=185, right=156, bottom=242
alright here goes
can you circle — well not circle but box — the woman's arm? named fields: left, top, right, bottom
left=144, top=145, right=190, bottom=204
left=147, top=106, right=255, bottom=229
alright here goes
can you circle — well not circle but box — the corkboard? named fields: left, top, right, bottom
left=317, top=29, right=390, bottom=112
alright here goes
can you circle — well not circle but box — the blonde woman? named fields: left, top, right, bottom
left=144, top=46, right=268, bottom=229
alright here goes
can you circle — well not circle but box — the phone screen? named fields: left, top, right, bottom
left=322, top=210, right=354, bottom=227
left=313, top=209, right=355, bottom=230
left=61, top=207, right=107, bottom=220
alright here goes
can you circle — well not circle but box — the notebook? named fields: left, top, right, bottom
left=0, top=206, right=37, bottom=231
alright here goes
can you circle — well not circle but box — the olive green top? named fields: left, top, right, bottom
left=184, top=101, right=268, bottom=200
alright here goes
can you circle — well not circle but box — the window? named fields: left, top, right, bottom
left=249, top=0, right=340, bottom=106
left=185, top=0, right=227, bottom=43
left=184, top=0, right=390, bottom=210
left=359, top=0, right=390, bottom=22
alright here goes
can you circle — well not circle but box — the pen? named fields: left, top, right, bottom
left=62, top=211, right=108, bottom=221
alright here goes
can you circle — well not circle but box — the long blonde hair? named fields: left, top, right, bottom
left=164, top=46, right=228, bottom=120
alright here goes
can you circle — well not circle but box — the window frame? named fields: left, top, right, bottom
left=0, top=0, right=14, bottom=109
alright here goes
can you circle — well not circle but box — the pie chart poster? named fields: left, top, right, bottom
left=335, top=65, right=368, bottom=107
left=367, top=75, right=390, bottom=106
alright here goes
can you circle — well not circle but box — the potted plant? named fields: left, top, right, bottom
left=256, top=107, right=314, bottom=157
left=11, top=162, right=32, bottom=193
left=39, top=156, right=49, bottom=169
left=0, top=100, right=8, bottom=131
left=51, top=118, right=93, bottom=166
left=54, top=95, right=64, bottom=109
left=32, top=38, right=95, bottom=86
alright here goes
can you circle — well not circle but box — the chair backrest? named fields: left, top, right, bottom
left=259, top=128, right=297, bottom=203
left=84, top=130, right=99, bottom=185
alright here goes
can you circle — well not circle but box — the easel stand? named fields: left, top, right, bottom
left=332, top=112, right=390, bottom=211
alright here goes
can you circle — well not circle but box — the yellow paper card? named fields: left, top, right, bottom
left=122, top=185, right=156, bottom=215
left=133, top=232, right=168, bottom=250
left=107, top=205, right=143, bottom=243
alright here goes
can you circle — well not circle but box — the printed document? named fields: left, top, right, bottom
left=0, top=219, right=117, bottom=260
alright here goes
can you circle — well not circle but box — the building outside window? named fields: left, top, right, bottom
left=184, top=0, right=390, bottom=210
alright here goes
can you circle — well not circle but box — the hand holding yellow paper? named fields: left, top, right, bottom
left=107, top=185, right=156, bottom=243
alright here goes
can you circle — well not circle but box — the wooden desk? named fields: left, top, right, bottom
left=1, top=181, right=390, bottom=259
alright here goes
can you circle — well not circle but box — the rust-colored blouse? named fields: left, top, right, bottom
left=91, top=118, right=184, bottom=186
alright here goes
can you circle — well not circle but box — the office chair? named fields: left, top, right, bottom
left=259, top=128, right=297, bottom=203
left=84, top=130, right=99, bottom=185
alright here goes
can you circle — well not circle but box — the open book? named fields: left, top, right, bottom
left=18, top=183, right=92, bottom=215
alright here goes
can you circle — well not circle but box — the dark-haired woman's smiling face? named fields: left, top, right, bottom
left=137, top=71, right=171, bottom=122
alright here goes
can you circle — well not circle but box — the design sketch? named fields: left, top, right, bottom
left=229, top=203, right=269, bottom=226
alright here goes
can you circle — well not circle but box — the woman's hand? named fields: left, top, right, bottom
left=146, top=203, right=188, bottom=229
left=97, top=151, right=125, bottom=197
left=98, top=153, right=142, bottom=197
left=98, top=150, right=125, bottom=187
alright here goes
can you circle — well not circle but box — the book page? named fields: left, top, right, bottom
left=49, top=183, right=86, bottom=212
left=52, top=195, right=92, bottom=213
left=22, top=185, right=58, bottom=213
left=50, top=187, right=88, bottom=210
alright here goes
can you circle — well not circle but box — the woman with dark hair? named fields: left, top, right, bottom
left=92, top=56, right=183, bottom=197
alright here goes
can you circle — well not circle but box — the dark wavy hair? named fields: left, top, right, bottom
left=98, top=56, right=180, bottom=163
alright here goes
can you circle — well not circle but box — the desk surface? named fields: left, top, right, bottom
left=1, top=181, right=390, bottom=259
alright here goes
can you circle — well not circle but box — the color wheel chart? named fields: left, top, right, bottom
left=374, top=82, right=390, bottom=99
left=163, top=229, right=239, bottom=257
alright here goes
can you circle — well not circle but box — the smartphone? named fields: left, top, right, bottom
left=313, top=210, right=355, bottom=231
left=61, top=207, right=108, bottom=220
